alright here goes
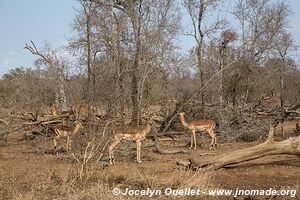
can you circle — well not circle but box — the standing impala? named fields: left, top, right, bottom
left=179, top=112, right=216, bottom=150
left=108, top=120, right=152, bottom=165
left=54, top=121, right=83, bottom=151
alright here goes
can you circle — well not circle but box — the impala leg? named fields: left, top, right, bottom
left=68, top=137, right=73, bottom=151
left=211, top=127, right=217, bottom=148
left=189, top=131, right=193, bottom=149
left=136, top=140, right=142, bottom=163
left=108, top=137, right=122, bottom=165
left=213, top=133, right=217, bottom=148
left=193, top=130, right=197, bottom=150
left=208, top=129, right=216, bottom=150
left=54, top=136, right=58, bottom=149
left=66, top=136, right=70, bottom=151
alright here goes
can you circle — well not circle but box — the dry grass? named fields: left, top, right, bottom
left=1, top=120, right=299, bottom=200
left=1, top=166, right=131, bottom=200
left=171, top=169, right=215, bottom=190
left=98, top=165, right=215, bottom=200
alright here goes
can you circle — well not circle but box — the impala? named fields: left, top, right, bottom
left=73, top=101, right=106, bottom=119
left=108, top=120, right=152, bottom=165
left=53, top=121, right=83, bottom=151
left=49, top=106, right=74, bottom=117
left=179, top=112, right=216, bottom=150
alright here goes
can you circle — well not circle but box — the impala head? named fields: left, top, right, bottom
left=178, top=112, right=185, bottom=117
left=75, top=121, right=87, bottom=137
left=144, top=114, right=155, bottom=125
left=75, top=121, right=84, bottom=129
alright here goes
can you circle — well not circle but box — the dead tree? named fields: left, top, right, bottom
left=177, top=125, right=300, bottom=170
left=182, top=0, right=226, bottom=118
left=24, top=41, right=67, bottom=112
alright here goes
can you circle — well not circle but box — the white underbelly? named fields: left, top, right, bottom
left=122, top=134, right=145, bottom=141
left=195, top=127, right=206, bottom=131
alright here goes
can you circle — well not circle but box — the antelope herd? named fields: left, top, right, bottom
left=49, top=102, right=217, bottom=165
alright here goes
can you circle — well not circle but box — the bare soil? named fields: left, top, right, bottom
left=0, top=121, right=299, bottom=200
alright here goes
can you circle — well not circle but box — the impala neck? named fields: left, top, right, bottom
left=146, top=123, right=151, bottom=132
left=179, top=115, right=189, bottom=128
left=141, top=123, right=151, bottom=137
left=72, top=124, right=81, bottom=134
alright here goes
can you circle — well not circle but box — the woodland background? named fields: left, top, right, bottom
left=0, top=1, right=300, bottom=199
left=1, top=0, right=300, bottom=136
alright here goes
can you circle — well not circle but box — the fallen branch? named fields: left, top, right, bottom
left=0, top=117, right=62, bottom=139
left=22, top=117, right=64, bottom=126
left=0, top=119, right=8, bottom=125
left=177, top=125, right=300, bottom=170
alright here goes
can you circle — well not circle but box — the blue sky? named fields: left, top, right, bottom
left=1, top=0, right=300, bottom=76
left=0, top=0, right=79, bottom=76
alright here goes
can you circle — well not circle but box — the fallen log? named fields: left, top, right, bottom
left=177, top=125, right=300, bottom=170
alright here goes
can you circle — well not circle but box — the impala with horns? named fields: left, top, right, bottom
left=179, top=112, right=217, bottom=150
left=108, top=118, right=153, bottom=165
left=54, top=121, right=84, bottom=151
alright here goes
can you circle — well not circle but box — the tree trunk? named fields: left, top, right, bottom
left=280, top=62, right=285, bottom=139
left=85, top=4, right=93, bottom=121
left=232, top=73, right=238, bottom=107
left=131, top=59, right=140, bottom=126
left=197, top=40, right=205, bottom=118
left=57, top=74, right=67, bottom=111
left=219, top=46, right=225, bottom=108
left=197, top=0, right=205, bottom=118
left=131, top=5, right=142, bottom=127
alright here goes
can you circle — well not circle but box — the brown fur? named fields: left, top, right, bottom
left=54, top=122, right=83, bottom=150
left=179, top=112, right=217, bottom=150
left=109, top=123, right=151, bottom=165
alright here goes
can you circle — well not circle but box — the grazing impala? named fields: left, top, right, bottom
left=108, top=120, right=152, bottom=165
left=54, top=121, right=83, bottom=151
left=179, top=112, right=216, bottom=150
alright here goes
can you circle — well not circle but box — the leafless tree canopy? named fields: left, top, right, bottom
left=0, top=0, right=299, bottom=136
left=1, top=1, right=300, bottom=199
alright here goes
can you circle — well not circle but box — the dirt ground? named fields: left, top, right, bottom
left=0, top=121, right=299, bottom=200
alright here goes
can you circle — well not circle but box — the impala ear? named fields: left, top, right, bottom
left=146, top=114, right=155, bottom=125
left=148, top=115, right=153, bottom=124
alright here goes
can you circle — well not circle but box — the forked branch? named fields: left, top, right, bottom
left=24, top=41, right=51, bottom=64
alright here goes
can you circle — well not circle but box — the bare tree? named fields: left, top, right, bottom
left=182, top=0, right=226, bottom=117
left=24, top=41, right=67, bottom=112
left=232, top=0, right=292, bottom=104
left=219, top=30, right=237, bottom=107
left=274, top=32, right=294, bottom=138
left=77, top=0, right=180, bottom=126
